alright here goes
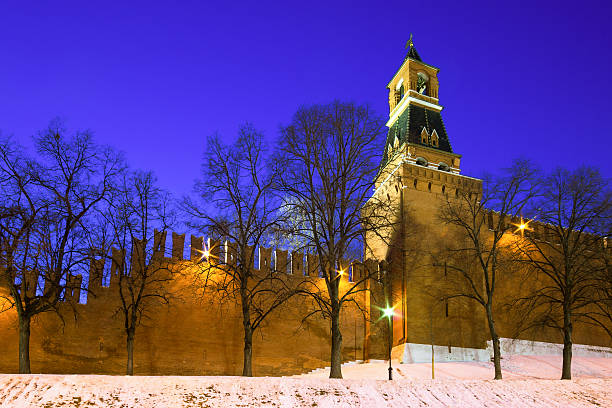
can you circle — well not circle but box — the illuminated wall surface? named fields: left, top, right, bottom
left=0, top=234, right=388, bottom=375
left=0, top=223, right=609, bottom=375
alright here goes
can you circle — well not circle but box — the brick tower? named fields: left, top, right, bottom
left=366, top=37, right=486, bottom=363
left=381, top=35, right=460, bottom=176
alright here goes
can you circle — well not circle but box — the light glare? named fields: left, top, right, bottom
left=383, top=306, right=395, bottom=318
left=513, top=217, right=532, bottom=235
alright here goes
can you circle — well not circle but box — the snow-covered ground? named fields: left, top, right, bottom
left=1, top=355, right=611, bottom=407
left=294, top=354, right=612, bottom=380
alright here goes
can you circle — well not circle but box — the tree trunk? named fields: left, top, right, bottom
left=242, top=325, right=253, bottom=377
left=485, top=303, right=502, bottom=379
left=18, top=314, right=31, bottom=374
left=561, top=306, right=573, bottom=380
left=329, top=307, right=343, bottom=379
left=126, top=329, right=135, bottom=376
left=241, top=291, right=253, bottom=377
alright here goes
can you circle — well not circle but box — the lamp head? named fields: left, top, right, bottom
left=382, top=306, right=395, bottom=318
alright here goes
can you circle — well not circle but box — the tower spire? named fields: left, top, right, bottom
left=404, top=34, right=422, bottom=62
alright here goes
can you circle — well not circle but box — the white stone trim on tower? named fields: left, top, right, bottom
left=386, top=96, right=443, bottom=128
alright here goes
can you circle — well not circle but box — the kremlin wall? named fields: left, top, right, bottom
left=0, top=231, right=388, bottom=376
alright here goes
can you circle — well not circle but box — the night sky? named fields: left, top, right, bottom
left=1, top=1, right=611, bottom=198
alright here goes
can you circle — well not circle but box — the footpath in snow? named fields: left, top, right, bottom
left=0, top=355, right=611, bottom=407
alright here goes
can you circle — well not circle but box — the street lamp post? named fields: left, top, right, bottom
left=429, top=303, right=436, bottom=380
left=429, top=298, right=444, bottom=380
left=382, top=306, right=395, bottom=380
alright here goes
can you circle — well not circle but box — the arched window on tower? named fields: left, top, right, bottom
left=399, top=84, right=405, bottom=100
left=431, top=129, right=439, bottom=147
left=420, top=127, right=429, bottom=145
left=417, top=72, right=429, bottom=96
left=394, top=91, right=401, bottom=106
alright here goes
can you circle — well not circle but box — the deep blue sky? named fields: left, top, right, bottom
left=1, top=1, right=611, bottom=197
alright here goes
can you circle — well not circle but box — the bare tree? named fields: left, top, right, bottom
left=0, top=122, right=123, bottom=373
left=183, top=124, right=294, bottom=377
left=437, top=160, right=539, bottom=379
left=0, top=136, right=43, bottom=374
left=514, top=166, right=612, bottom=379
left=277, top=101, right=394, bottom=378
left=100, top=170, right=174, bottom=375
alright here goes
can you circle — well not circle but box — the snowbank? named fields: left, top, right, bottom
left=295, top=354, right=612, bottom=380
left=1, top=355, right=610, bottom=407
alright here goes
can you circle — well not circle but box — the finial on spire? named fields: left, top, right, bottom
left=404, top=34, right=423, bottom=61
left=405, top=33, right=413, bottom=49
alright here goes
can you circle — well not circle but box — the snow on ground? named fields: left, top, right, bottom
left=294, top=354, right=612, bottom=380
left=1, top=356, right=611, bottom=407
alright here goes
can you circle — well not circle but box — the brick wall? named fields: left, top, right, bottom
left=0, top=235, right=387, bottom=376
